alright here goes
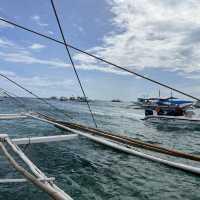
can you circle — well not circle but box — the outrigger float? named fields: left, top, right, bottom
left=1, top=112, right=200, bottom=200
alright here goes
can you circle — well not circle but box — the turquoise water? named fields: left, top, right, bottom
left=0, top=98, right=200, bottom=200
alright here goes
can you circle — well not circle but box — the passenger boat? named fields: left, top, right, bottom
left=143, top=106, right=200, bottom=126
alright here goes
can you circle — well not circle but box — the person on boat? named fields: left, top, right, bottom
left=166, top=106, right=185, bottom=116
left=145, top=106, right=184, bottom=117
left=166, top=108, right=176, bottom=116
left=155, top=106, right=164, bottom=115
left=174, top=106, right=184, bottom=116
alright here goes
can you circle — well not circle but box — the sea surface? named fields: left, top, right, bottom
left=0, top=98, right=200, bottom=200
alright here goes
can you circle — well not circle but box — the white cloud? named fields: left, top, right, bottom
left=29, top=43, right=46, bottom=50
left=31, top=15, right=40, bottom=21
left=0, top=45, right=129, bottom=75
left=0, top=70, right=76, bottom=97
left=82, top=0, right=200, bottom=76
left=0, top=70, right=16, bottom=76
left=73, top=53, right=97, bottom=65
left=17, top=76, right=74, bottom=89
left=0, top=51, right=71, bottom=68
left=178, top=71, right=200, bottom=80
left=76, top=64, right=129, bottom=75
left=0, top=36, right=126, bottom=75
left=0, top=18, right=14, bottom=28
left=0, top=37, right=29, bottom=52
left=0, top=38, right=15, bottom=47
left=2, top=2, right=200, bottom=79
left=47, top=31, right=54, bottom=35
left=31, top=15, right=48, bottom=27
left=73, top=24, right=84, bottom=33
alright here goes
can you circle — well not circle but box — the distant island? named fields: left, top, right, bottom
left=48, top=96, right=124, bottom=103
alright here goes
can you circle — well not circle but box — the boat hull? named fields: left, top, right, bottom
left=143, top=115, right=200, bottom=126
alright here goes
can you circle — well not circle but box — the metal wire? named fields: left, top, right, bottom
left=0, top=73, right=72, bottom=119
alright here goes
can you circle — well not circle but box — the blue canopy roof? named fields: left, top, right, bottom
left=157, top=98, right=193, bottom=105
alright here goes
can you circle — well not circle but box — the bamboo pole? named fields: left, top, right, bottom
left=5, top=137, right=73, bottom=200
left=31, top=112, right=200, bottom=162
left=57, top=121, right=200, bottom=162
left=27, top=114, right=200, bottom=175
left=0, top=177, right=55, bottom=183
left=12, top=134, right=78, bottom=145
left=0, top=142, right=71, bottom=200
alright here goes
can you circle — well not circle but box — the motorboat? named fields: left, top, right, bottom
left=143, top=106, right=200, bottom=126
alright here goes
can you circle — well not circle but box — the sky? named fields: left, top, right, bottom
left=0, top=0, right=200, bottom=100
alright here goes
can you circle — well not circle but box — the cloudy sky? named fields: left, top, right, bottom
left=0, top=0, right=200, bottom=100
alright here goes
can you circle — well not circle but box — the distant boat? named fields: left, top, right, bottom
left=68, top=96, right=90, bottom=102
left=49, top=96, right=57, bottom=100
left=76, top=96, right=89, bottom=102
left=111, top=99, right=121, bottom=102
left=60, top=97, right=68, bottom=101
left=69, top=96, right=76, bottom=101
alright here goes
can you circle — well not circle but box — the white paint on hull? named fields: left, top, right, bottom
left=144, top=115, right=200, bottom=126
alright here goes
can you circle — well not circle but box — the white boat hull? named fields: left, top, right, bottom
left=144, top=115, right=200, bottom=126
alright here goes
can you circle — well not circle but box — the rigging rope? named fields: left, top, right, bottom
left=0, top=18, right=199, bottom=102
left=0, top=88, right=32, bottom=152
left=0, top=73, right=72, bottom=119
left=50, top=0, right=97, bottom=128
left=0, top=87, right=28, bottom=110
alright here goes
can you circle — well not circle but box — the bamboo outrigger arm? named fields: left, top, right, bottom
left=12, top=134, right=78, bottom=145
left=0, top=134, right=73, bottom=200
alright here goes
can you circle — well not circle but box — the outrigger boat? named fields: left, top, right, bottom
left=143, top=105, right=200, bottom=126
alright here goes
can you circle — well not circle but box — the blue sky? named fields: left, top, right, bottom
left=0, top=0, right=200, bottom=100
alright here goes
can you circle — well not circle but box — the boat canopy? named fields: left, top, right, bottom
left=157, top=98, right=193, bottom=106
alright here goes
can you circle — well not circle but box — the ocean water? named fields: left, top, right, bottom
left=0, top=98, right=200, bottom=200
